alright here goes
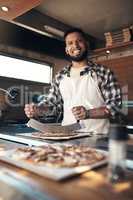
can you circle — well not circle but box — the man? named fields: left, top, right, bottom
left=24, top=28, right=122, bottom=134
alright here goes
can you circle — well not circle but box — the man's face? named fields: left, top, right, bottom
left=65, top=32, right=88, bottom=62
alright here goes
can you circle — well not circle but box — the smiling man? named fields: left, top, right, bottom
left=24, top=28, right=122, bottom=134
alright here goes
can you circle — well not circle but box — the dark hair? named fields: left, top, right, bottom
left=64, top=28, right=87, bottom=40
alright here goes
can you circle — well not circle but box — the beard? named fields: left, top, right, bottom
left=66, top=49, right=88, bottom=62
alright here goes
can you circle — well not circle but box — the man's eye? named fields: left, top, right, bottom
left=67, top=42, right=72, bottom=45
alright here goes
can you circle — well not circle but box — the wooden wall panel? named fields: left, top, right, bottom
left=98, top=56, right=133, bottom=121
left=98, top=55, right=133, bottom=99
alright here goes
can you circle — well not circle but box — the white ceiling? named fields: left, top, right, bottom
left=36, top=0, right=133, bottom=39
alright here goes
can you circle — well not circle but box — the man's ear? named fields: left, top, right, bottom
left=86, top=41, right=90, bottom=50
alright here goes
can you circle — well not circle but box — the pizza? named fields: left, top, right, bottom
left=32, top=131, right=77, bottom=138
left=10, top=144, right=106, bottom=168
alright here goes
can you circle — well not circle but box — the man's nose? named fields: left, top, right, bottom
left=73, top=41, right=79, bottom=48
left=73, top=43, right=79, bottom=48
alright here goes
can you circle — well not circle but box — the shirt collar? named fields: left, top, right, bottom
left=65, top=60, right=96, bottom=77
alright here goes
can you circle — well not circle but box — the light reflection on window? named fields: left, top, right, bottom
left=0, top=55, right=52, bottom=83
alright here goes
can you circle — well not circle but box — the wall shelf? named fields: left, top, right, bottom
left=93, top=41, right=133, bottom=54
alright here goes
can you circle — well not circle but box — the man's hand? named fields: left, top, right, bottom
left=24, top=103, right=41, bottom=118
left=72, top=106, right=110, bottom=120
left=72, top=106, right=87, bottom=120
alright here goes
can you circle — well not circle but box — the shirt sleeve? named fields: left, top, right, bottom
left=39, top=75, right=63, bottom=120
left=99, top=67, right=122, bottom=117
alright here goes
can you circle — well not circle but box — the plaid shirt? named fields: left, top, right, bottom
left=40, top=61, right=122, bottom=120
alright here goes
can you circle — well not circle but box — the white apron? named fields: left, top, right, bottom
left=59, top=71, right=110, bottom=134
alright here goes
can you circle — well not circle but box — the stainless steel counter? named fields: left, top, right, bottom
left=0, top=124, right=133, bottom=200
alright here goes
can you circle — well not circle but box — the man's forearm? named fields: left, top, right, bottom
left=86, top=106, right=110, bottom=119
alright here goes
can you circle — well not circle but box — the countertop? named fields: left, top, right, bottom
left=0, top=124, right=133, bottom=200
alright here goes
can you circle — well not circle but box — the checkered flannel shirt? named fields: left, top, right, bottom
left=40, top=61, right=122, bottom=120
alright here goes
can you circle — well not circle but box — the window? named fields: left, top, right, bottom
left=0, top=54, right=52, bottom=83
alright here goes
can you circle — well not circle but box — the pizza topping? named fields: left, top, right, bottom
left=10, top=144, right=106, bottom=168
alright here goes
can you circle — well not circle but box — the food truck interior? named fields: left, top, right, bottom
left=0, top=1, right=133, bottom=199
left=0, top=0, right=133, bottom=124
